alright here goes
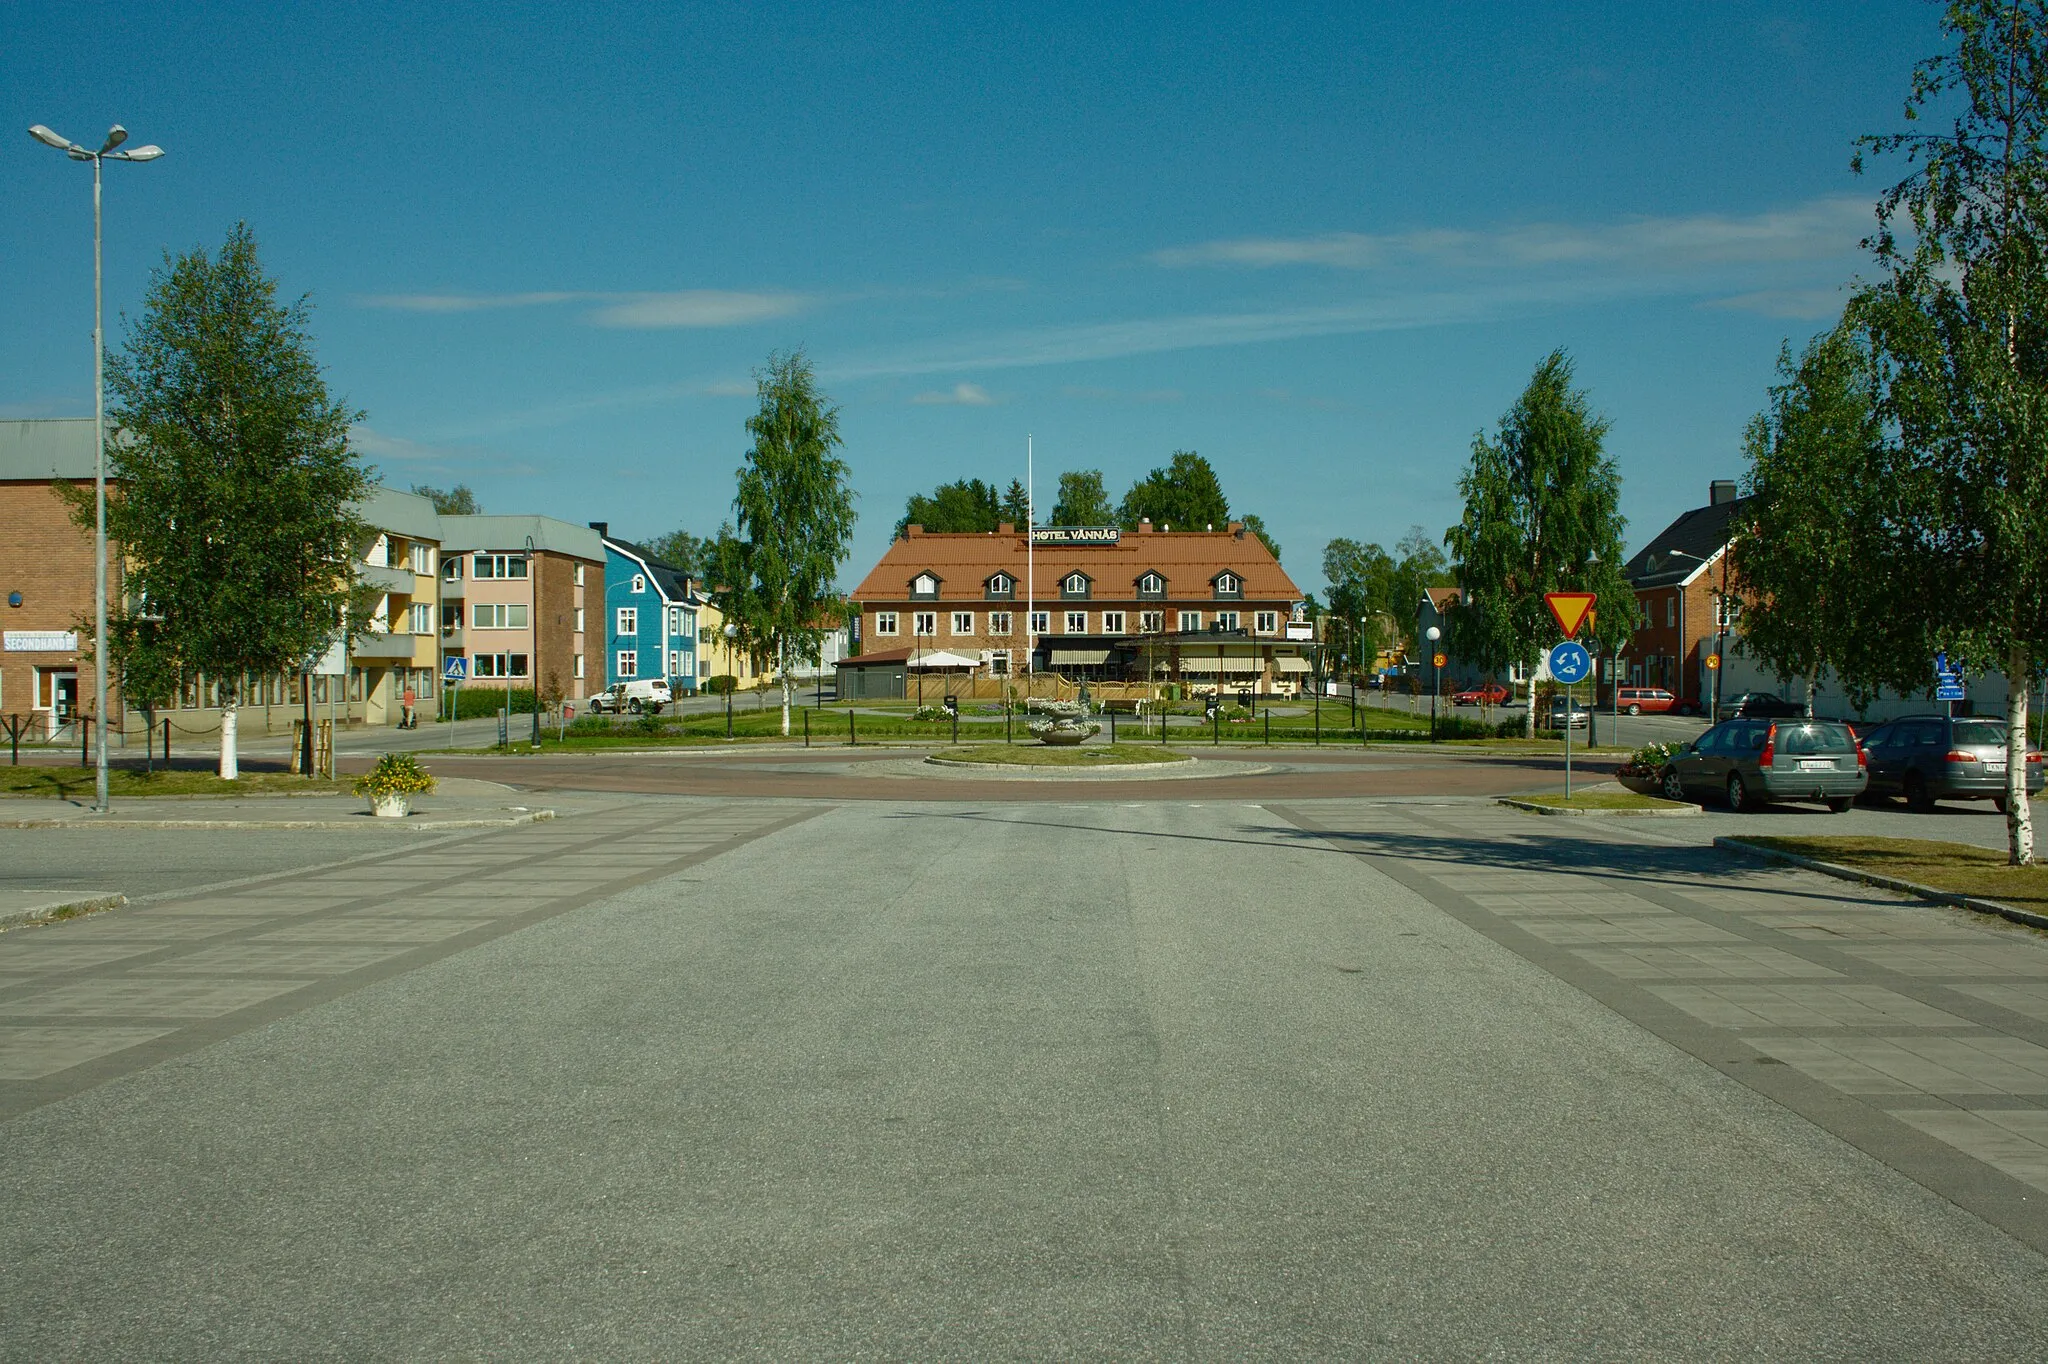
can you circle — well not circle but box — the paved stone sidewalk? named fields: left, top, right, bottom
left=1277, top=798, right=2048, bottom=1253
left=0, top=800, right=823, bottom=1117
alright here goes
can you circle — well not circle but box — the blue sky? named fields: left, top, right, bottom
left=6, top=1, right=1942, bottom=592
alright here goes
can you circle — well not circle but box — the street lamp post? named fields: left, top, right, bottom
left=1425, top=625, right=1441, bottom=742
left=30, top=123, right=164, bottom=813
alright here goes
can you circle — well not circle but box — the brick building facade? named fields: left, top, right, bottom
left=850, top=521, right=1313, bottom=693
left=1622, top=481, right=1747, bottom=712
left=0, top=420, right=110, bottom=733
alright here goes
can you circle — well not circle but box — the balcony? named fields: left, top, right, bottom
left=440, top=623, right=465, bottom=648
left=358, top=562, right=415, bottom=594
left=439, top=574, right=466, bottom=599
left=350, top=630, right=419, bottom=661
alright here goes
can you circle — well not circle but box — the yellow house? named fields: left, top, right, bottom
left=690, top=597, right=766, bottom=690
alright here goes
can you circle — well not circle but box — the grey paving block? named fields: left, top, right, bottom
left=147, top=945, right=412, bottom=976
left=1574, top=945, right=1843, bottom=980
left=1649, top=983, right=1977, bottom=1031
left=1523, top=918, right=1742, bottom=945
left=1846, top=944, right=2048, bottom=977
left=0, top=942, right=164, bottom=971
left=253, top=918, right=493, bottom=945
left=1893, top=1109, right=2048, bottom=1191
left=0, top=977, right=307, bottom=1018
left=1741, top=912, right=1987, bottom=941
left=1957, top=983, right=2048, bottom=1024
left=0, top=1025, right=179, bottom=1080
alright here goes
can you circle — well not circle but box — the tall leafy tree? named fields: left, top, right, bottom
left=410, top=483, right=479, bottom=514
left=1391, top=526, right=1454, bottom=650
left=711, top=350, right=859, bottom=736
left=1731, top=328, right=1909, bottom=715
left=894, top=478, right=999, bottom=537
left=1445, top=350, right=1631, bottom=733
left=1854, top=0, right=2048, bottom=862
left=86, top=223, right=369, bottom=778
left=647, top=528, right=707, bottom=576
left=1050, top=469, right=1115, bottom=525
left=1322, top=537, right=1396, bottom=676
left=1118, top=450, right=1230, bottom=530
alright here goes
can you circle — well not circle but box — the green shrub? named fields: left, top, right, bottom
left=1629, top=740, right=1684, bottom=768
left=704, top=675, right=738, bottom=695
left=353, top=752, right=436, bottom=798
left=451, top=686, right=537, bottom=720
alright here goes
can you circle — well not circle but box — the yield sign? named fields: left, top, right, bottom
left=1544, top=592, right=1597, bottom=639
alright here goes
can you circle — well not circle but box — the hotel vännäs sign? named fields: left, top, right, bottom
left=1031, top=527, right=1121, bottom=546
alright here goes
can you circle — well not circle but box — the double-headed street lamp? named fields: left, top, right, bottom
left=29, top=123, right=164, bottom=814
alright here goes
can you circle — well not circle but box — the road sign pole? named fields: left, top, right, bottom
left=1564, top=679, right=1573, bottom=800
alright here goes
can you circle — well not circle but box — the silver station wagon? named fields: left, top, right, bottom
left=1659, top=717, right=1867, bottom=812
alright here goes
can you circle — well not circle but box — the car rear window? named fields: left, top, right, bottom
left=1953, top=720, right=2007, bottom=747
left=1776, top=723, right=1856, bottom=755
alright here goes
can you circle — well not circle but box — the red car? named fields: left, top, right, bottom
left=1615, top=686, right=1678, bottom=716
left=1452, top=682, right=1511, bottom=706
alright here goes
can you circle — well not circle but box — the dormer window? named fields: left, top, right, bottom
left=910, top=572, right=942, bottom=600
left=985, top=572, right=1015, bottom=601
left=1059, top=571, right=1092, bottom=600
left=631, top=574, right=646, bottom=594
left=1212, top=572, right=1243, bottom=600
left=1136, top=571, right=1167, bottom=599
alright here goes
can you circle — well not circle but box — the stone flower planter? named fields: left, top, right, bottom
left=1615, top=766, right=1664, bottom=796
left=369, top=792, right=412, bottom=819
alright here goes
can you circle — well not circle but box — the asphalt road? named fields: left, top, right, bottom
left=7, top=789, right=2048, bottom=1357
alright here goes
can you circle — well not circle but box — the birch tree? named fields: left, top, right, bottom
left=1445, top=350, right=1632, bottom=735
left=1855, top=0, right=2048, bottom=863
left=711, top=350, right=858, bottom=737
left=85, top=223, right=367, bottom=779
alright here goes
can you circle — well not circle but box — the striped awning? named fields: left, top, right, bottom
left=1273, top=656, right=1312, bottom=673
left=1177, top=657, right=1262, bottom=674
left=1050, top=649, right=1113, bottom=666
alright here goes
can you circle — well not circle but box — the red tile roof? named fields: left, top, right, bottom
left=852, top=524, right=1302, bottom=603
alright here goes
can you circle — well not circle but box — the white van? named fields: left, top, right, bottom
left=589, top=678, right=673, bottom=714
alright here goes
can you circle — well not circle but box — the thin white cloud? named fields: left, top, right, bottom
left=911, top=382, right=998, bottom=406
left=356, top=289, right=809, bottom=329
left=1702, top=287, right=1846, bottom=320
left=1151, top=197, right=1872, bottom=273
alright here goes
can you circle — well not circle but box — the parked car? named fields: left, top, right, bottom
left=1857, top=715, right=2044, bottom=812
left=1453, top=682, right=1511, bottom=706
left=1715, top=691, right=1807, bottom=721
left=1659, top=717, right=1866, bottom=811
left=588, top=678, right=673, bottom=715
left=1614, top=686, right=1677, bottom=716
left=1542, top=697, right=1591, bottom=730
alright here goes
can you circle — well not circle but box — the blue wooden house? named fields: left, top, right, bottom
left=593, top=526, right=700, bottom=693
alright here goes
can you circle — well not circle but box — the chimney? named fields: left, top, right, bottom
left=1709, top=480, right=1737, bottom=507
left=1138, top=518, right=1153, bottom=534
left=589, top=521, right=609, bottom=538
left=997, top=522, right=1014, bottom=535
left=906, top=524, right=923, bottom=537
left=1228, top=521, right=1243, bottom=536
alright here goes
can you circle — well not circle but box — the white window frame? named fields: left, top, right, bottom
left=574, top=606, right=585, bottom=634
left=573, top=654, right=585, bottom=679
left=408, top=603, right=433, bottom=635
left=951, top=611, right=974, bottom=635
left=1065, top=611, right=1087, bottom=634
left=617, top=649, right=638, bottom=678
left=617, top=606, right=638, bottom=636
left=1030, top=611, right=1049, bottom=634
left=913, top=611, right=938, bottom=637
left=875, top=612, right=899, bottom=636
left=989, top=611, right=1012, bottom=635
left=1255, top=610, right=1278, bottom=633
left=990, top=649, right=1011, bottom=676
left=1217, top=610, right=1240, bottom=631
left=1179, top=610, right=1203, bottom=632
left=574, top=563, right=585, bottom=586
left=1140, top=610, right=1164, bottom=633
left=632, top=573, right=646, bottom=594
left=1101, top=610, right=1125, bottom=634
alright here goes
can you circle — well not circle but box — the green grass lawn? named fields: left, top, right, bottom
left=1739, top=835, right=2048, bottom=915
left=1512, top=790, right=1692, bottom=811
left=931, top=743, right=1191, bottom=766
left=0, top=766, right=352, bottom=799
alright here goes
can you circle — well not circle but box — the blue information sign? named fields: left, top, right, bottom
left=1548, top=640, right=1592, bottom=684
left=443, top=657, right=468, bottom=684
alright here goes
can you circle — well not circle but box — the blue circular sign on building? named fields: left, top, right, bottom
left=1548, top=640, right=1592, bottom=684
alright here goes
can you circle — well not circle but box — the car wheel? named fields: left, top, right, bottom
left=1995, top=796, right=2009, bottom=815
left=1905, top=773, right=1935, bottom=813
left=1626, top=703, right=1642, bottom=716
left=1661, top=767, right=1686, bottom=802
left=1826, top=797, right=1854, bottom=813
left=1727, top=772, right=1753, bottom=811
left=629, top=698, right=643, bottom=715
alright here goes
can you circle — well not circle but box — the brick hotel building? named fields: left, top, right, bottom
left=848, top=520, right=1313, bottom=694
